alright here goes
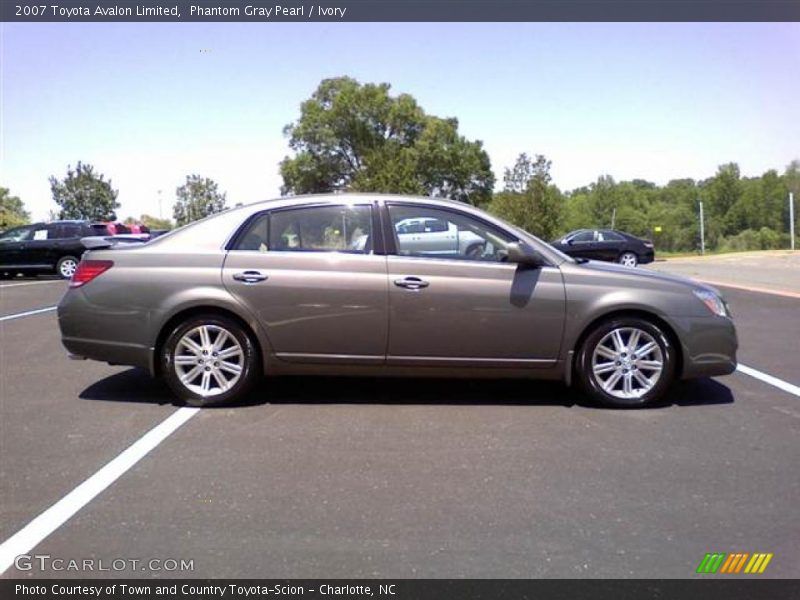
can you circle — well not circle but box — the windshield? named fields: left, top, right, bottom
left=0, top=225, right=33, bottom=242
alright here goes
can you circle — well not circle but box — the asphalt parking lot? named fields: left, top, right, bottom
left=1, top=259, right=798, bottom=579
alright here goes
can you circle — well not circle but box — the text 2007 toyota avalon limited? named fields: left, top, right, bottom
left=58, top=194, right=737, bottom=408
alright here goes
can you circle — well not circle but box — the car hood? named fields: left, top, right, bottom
left=566, top=259, right=723, bottom=296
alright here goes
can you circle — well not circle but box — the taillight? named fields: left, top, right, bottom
left=70, top=260, right=113, bottom=288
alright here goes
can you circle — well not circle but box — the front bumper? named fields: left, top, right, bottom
left=673, top=314, right=738, bottom=379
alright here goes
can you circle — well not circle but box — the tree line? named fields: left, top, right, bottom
left=2, top=76, right=798, bottom=253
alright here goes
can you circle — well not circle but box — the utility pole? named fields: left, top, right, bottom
left=158, top=189, right=163, bottom=220
left=699, top=201, right=705, bottom=255
left=611, top=207, right=616, bottom=229
left=790, top=192, right=795, bottom=251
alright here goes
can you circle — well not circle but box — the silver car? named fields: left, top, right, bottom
left=58, top=194, right=737, bottom=408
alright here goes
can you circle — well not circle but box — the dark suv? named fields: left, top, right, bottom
left=0, top=220, right=99, bottom=279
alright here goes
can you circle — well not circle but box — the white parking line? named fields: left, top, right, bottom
left=737, top=364, right=800, bottom=398
left=0, top=306, right=57, bottom=321
left=0, top=280, right=65, bottom=289
left=0, top=407, right=199, bottom=575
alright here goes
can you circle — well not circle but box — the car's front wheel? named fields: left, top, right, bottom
left=576, top=317, right=676, bottom=408
left=161, top=315, right=260, bottom=407
left=56, top=255, right=79, bottom=279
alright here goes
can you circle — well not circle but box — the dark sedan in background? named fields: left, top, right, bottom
left=550, top=229, right=655, bottom=267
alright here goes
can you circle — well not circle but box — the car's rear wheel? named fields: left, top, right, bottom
left=161, top=315, right=260, bottom=407
left=56, top=256, right=79, bottom=279
left=618, top=252, right=638, bottom=267
left=576, top=317, right=675, bottom=408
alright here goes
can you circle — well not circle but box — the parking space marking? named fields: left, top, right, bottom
left=0, top=407, right=199, bottom=574
left=737, top=364, right=800, bottom=398
left=0, top=306, right=57, bottom=321
left=0, top=280, right=65, bottom=289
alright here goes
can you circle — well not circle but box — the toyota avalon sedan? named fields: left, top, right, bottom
left=58, top=194, right=737, bottom=408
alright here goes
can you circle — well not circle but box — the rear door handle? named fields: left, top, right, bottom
left=233, top=270, right=268, bottom=284
left=394, top=276, right=429, bottom=290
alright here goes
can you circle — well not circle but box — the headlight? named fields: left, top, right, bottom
left=693, top=289, right=729, bottom=317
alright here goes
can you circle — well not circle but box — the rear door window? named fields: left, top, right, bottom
left=232, top=205, right=373, bottom=254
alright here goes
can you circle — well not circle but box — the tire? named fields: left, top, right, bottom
left=576, top=317, right=676, bottom=408
left=56, top=255, right=80, bottom=279
left=618, top=251, right=638, bottom=267
left=161, top=315, right=261, bottom=407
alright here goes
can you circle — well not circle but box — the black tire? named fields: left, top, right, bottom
left=56, top=255, right=80, bottom=279
left=161, top=314, right=261, bottom=407
left=576, top=317, right=676, bottom=408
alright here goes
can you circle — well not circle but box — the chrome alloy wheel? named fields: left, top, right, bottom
left=173, top=325, right=244, bottom=397
left=59, top=258, right=78, bottom=278
left=591, top=327, right=664, bottom=400
left=619, top=252, right=638, bottom=267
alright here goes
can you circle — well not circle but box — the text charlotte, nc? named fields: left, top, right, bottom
left=46, top=4, right=347, bottom=18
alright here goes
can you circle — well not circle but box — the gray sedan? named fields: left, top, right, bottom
left=58, top=194, right=737, bottom=408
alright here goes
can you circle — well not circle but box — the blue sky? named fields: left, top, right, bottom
left=2, top=22, right=799, bottom=221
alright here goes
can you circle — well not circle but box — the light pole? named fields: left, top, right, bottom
left=699, top=200, right=705, bottom=255
left=158, top=189, right=163, bottom=220
left=790, top=192, right=795, bottom=251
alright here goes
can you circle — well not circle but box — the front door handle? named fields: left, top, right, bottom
left=394, top=276, right=429, bottom=290
left=233, top=270, right=268, bottom=284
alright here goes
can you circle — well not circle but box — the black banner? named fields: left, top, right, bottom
left=3, top=580, right=800, bottom=600
left=3, top=1, right=800, bottom=23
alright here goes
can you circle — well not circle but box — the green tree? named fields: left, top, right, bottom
left=503, top=153, right=550, bottom=193
left=0, top=187, right=30, bottom=230
left=704, top=163, right=742, bottom=237
left=172, top=175, right=228, bottom=226
left=589, top=175, right=618, bottom=228
left=489, top=153, right=563, bottom=240
left=49, top=162, right=120, bottom=221
left=280, top=76, right=495, bottom=205
left=562, top=191, right=595, bottom=233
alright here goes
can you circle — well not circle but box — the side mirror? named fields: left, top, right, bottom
left=506, top=242, right=546, bottom=267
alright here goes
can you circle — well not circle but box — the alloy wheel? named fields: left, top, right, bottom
left=59, top=258, right=78, bottom=278
left=619, top=252, right=638, bottom=267
left=591, top=327, right=664, bottom=400
left=173, top=324, right=244, bottom=397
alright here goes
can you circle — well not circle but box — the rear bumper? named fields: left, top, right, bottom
left=61, top=336, right=153, bottom=370
left=58, top=288, right=154, bottom=372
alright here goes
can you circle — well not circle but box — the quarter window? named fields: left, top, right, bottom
left=388, top=205, right=514, bottom=262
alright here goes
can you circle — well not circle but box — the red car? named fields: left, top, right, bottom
left=91, top=222, right=150, bottom=235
